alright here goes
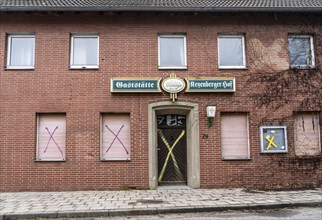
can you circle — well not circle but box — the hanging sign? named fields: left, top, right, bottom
left=161, top=77, right=185, bottom=93
left=185, top=77, right=235, bottom=92
left=111, top=78, right=162, bottom=93
left=161, top=73, right=186, bottom=102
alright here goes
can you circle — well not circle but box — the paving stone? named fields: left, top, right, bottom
left=0, top=188, right=321, bottom=219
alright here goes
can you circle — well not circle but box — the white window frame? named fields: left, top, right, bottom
left=220, top=113, right=250, bottom=160
left=218, top=35, right=246, bottom=69
left=6, top=34, right=35, bottom=70
left=70, top=34, right=99, bottom=69
left=158, top=35, right=187, bottom=69
left=288, top=35, right=315, bottom=68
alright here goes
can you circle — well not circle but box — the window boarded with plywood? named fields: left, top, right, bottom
left=294, top=113, right=321, bottom=156
left=220, top=113, right=249, bottom=159
left=101, top=113, right=131, bottom=160
left=37, top=113, right=66, bottom=161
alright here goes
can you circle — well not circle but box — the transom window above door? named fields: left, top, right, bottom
left=158, top=35, right=187, bottom=69
left=157, top=115, right=186, bottom=127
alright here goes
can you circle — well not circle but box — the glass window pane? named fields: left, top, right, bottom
left=10, top=37, right=35, bottom=66
left=219, top=37, right=244, bottom=67
left=160, top=37, right=185, bottom=67
left=73, top=37, right=98, bottom=66
left=289, top=37, right=312, bottom=66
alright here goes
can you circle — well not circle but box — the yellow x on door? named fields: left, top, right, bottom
left=265, top=135, right=278, bottom=150
left=158, top=129, right=185, bottom=182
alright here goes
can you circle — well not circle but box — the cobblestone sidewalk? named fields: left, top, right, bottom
left=1, top=187, right=321, bottom=219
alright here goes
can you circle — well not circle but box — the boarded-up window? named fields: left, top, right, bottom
left=37, top=114, right=66, bottom=161
left=101, top=113, right=131, bottom=160
left=294, top=113, right=321, bottom=156
left=221, top=113, right=249, bottom=159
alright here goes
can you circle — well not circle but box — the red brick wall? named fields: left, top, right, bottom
left=0, top=12, right=321, bottom=191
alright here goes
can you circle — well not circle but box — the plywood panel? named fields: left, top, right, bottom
left=102, top=113, right=131, bottom=160
left=221, top=113, right=249, bottom=159
left=37, top=114, right=66, bottom=161
left=294, top=113, right=321, bottom=156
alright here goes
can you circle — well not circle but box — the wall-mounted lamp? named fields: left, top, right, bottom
left=206, top=105, right=216, bottom=128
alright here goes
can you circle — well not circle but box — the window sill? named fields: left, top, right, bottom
left=260, top=151, right=288, bottom=154
left=290, top=65, right=316, bottom=70
left=222, top=157, right=251, bottom=160
left=70, top=66, right=99, bottom=70
left=219, top=66, right=247, bottom=70
left=100, top=158, right=131, bottom=161
left=5, top=66, right=34, bottom=70
left=158, top=66, right=188, bottom=70
left=35, top=159, right=66, bottom=162
left=294, top=154, right=322, bottom=158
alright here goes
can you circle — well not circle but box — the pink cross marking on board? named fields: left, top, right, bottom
left=44, top=126, right=64, bottom=157
left=105, top=125, right=129, bottom=154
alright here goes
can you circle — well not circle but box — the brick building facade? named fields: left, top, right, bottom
left=0, top=1, right=321, bottom=191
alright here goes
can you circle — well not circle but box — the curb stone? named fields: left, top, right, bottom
left=1, top=201, right=322, bottom=220
left=2, top=212, right=58, bottom=220
left=157, top=206, right=195, bottom=214
left=57, top=210, right=110, bottom=218
left=124, top=208, right=159, bottom=216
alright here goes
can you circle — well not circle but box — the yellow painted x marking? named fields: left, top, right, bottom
left=265, top=135, right=278, bottom=150
left=158, top=129, right=185, bottom=182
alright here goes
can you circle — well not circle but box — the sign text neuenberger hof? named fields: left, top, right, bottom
left=185, top=77, right=235, bottom=92
left=111, top=78, right=162, bottom=93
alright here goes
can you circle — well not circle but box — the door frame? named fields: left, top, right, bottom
left=148, top=101, right=200, bottom=189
